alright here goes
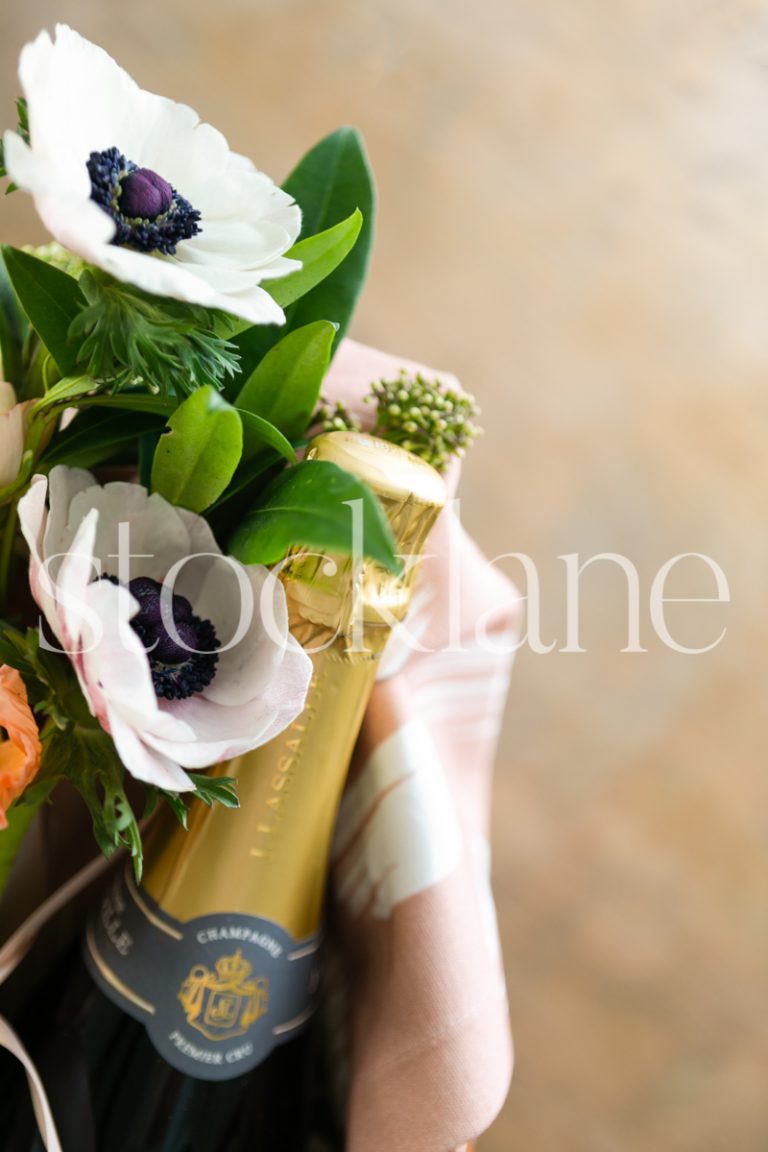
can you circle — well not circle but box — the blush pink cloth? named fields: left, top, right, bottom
left=324, top=341, right=519, bottom=1151
left=0, top=340, right=519, bottom=1152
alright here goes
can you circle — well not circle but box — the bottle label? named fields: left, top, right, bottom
left=84, top=867, right=319, bottom=1081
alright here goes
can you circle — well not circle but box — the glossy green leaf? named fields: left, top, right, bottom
left=45, top=409, right=165, bottom=469
left=228, top=459, right=399, bottom=573
left=234, top=321, right=336, bottom=453
left=0, top=251, right=28, bottom=388
left=267, top=211, right=362, bottom=309
left=151, top=385, right=243, bottom=512
left=236, top=409, right=296, bottom=463
left=208, top=451, right=281, bottom=511
left=0, top=246, right=85, bottom=375
left=280, top=127, right=375, bottom=347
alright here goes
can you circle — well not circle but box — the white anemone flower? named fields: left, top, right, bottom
left=17, top=467, right=313, bottom=791
left=4, top=25, right=301, bottom=325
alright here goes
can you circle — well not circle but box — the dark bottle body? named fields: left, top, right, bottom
left=0, top=940, right=311, bottom=1152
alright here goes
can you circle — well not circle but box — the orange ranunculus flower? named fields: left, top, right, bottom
left=0, top=665, right=42, bottom=829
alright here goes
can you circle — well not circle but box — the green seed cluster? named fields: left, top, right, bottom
left=368, top=371, right=481, bottom=471
left=25, top=242, right=86, bottom=279
left=316, top=397, right=362, bottom=435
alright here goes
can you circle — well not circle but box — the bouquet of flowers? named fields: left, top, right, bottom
left=0, top=25, right=481, bottom=892
left=0, top=26, right=500, bottom=1152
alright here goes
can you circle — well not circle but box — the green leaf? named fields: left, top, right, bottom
left=236, top=410, right=296, bottom=464
left=228, top=459, right=399, bottom=573
left=1, top=246, right=85, bottom=375
left=151, top=385, right=243, bottom=512
left=208, top=450, right=282, bottom=511
left=267, top=211, right=362, bottom=309
left=162, top=790, right=189, bottom=829
left=187, top=773, right=240, bottom=809
left=0, top=250, right=28, bottom=388
left=32, top=373, right=100, bottom=412
left=44, top=409, right=165, bottom=469
left=42, top=724, right=145, bottom=879
left=79, top=394, right=175, bottom=416
left=234, top=321, right=336, bottom=453
left=70, top=270, right=240, bottom=398
left=280, top=127, right=376, bottom=347
left=0, top=623, right=33, bottom=673
left=226, top=325, right=277, bottom=396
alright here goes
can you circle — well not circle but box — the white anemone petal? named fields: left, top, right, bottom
left=10, top=25, right=301, bottom=322
left=107, top=703, right=194, bottom=791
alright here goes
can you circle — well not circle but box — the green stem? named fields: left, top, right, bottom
left=79, top=394, right=175, bottom=415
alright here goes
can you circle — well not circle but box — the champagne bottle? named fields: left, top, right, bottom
left=0, top=431, right=446, bottom=1152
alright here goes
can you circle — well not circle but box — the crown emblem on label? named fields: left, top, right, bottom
left=214, top=950, right=251, bottom=984
left=178, top=949, right=269, bottom=1042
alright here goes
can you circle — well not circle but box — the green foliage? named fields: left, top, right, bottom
left=186, top=773, right=239, bottom=809
left=235, top=410, right=296, bottom=463
left=315, top=396, right=363, bottom=435
left=0, top=114, right=387, bottom=877
left=228, top=459, right=400, bottom=573
left=33, top=373, right=101, bottom=412
left=43, top=724, right=148, bottom=879
left=146, top=774, right=239, bottom=836
left=368, top=371, right=482, bottom=471
left=280, top=127, right=375, bottom=349
left=234, top=321, right=337, bottom=453
left=208, top=449, right=282, bottom=512
left=234, top=128, right=375, bottom=372
left=151, top=385, right=243, bottom=512
left=267, top=211, right=362, bottom=309
left=0, top=250, right=28, bottom=387
left=70, top=270, right=241, bottom=397
left=1, top=245, right=86, bottom=375
left=0, top=626, right=242, bottom=883
left=44, top=408, right=166, bottom=469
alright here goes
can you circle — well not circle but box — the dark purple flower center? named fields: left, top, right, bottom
left=87, top=147, right=201, bottom=256
left=119, top=168, right=174, bottom=219
left=103, top=575, right=219, bottom=701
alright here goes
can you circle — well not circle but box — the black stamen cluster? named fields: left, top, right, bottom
left=101, top=573, right=219, bottom=701
left=87, top=146, right=201, bottom=256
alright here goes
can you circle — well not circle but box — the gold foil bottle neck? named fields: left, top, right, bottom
left=287, top=432, right=447, bottom=643
left=306, top=430, right=447, bottom=519
left=143, top=433, right=446, bottom=938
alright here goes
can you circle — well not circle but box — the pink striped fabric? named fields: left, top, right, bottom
left=323, top=341, right=519, bottom=1151
left=0, top=341, right=519, bottom=1151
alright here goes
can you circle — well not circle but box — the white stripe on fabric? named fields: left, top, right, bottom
left=333, top=721, right=463, bottom=919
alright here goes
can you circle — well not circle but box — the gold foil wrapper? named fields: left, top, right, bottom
left=143, top=433, right=447, bottom=940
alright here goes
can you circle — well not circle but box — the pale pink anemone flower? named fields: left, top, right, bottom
left=17, top=466, right=312, bottom=791
left=4, top=25, right=301, bottom=325
left=0, top=381, right=31, bottom=490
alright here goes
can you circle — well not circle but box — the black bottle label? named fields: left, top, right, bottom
left=84, top=867, right=319, bottom=1081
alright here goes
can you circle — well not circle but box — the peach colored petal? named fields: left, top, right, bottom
left=0, top=665, right=42, bottom=829
left=0, top=398, right=32, bottom=489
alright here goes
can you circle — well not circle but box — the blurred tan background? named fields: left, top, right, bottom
left=2, top=2, right=767, bottom=1149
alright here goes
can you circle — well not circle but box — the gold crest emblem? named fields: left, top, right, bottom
left=178, top=950, right=268, bottom=1042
